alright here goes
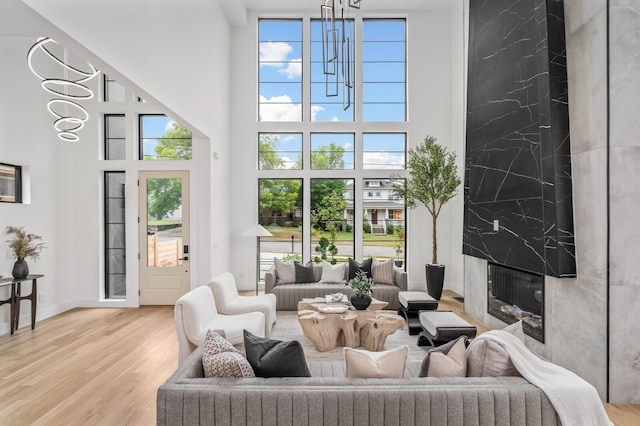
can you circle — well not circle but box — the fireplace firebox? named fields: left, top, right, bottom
left=488, top=263, right=544, bottom=342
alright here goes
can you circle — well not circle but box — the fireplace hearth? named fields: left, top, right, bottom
left=488, top=263, right=544, bottom=342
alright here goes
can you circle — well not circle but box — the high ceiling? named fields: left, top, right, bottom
left=241, top=0, right=455, bottom=12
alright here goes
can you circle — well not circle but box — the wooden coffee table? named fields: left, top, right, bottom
left=297, top=297, right=405, bottom=352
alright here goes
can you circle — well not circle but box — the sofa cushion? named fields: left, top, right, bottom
left=419, top=336, right=467, bottom=377
left=294, top=261, right=316, bottom=283
left=274, top=257, right=296, bottom=284
left=466, top=321, right=524, bottom=377
left=243, top=330, right=311, bottom=377
left=344, top=345, right=408, bottom=378
left=319, top=261, right=347, bottom=283
left=372, top=258, right=394, bottom=284
left=348, top=258, right=373, bottom=280
left=202, top=330, right=255, bottom=378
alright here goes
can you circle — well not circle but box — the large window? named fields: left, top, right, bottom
left=258, top=20, right=303, bottom=122
left=259, top=179, right=303, bottom=279
left=104, top=172, right=126, bottom=298
left=105, top=114, right=126, bottom=160
left=362, top=178, right=405, bottom=264
left=310, top=19, right=354, bottom=122
left=363, top=133, right=405, bottom=169
left=139, top=115, right=192, bottom=160
left=362, top=19, right=406, bottom=121
left=311, top=179, right=354, bottom=263
left=103, top=74, right=125, bottom=102
left=257, top=18, right=407, bottom=266
left=259, top=133, right=302, bottom=170
left=311, top=133, right=354, bottom=169
left=0, top=163, right=22, bottom=203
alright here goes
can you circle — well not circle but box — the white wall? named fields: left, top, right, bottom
left=21, top=0, right=232, bottom=288
left=0, top=37, right=68, bottom=333
left=228, top=7, right=467, bottom=293
left=0, top=0, right=234, bottom=333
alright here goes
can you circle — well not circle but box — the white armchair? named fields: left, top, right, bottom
left=209, top=272, right=277, bottom=337
left=174, top=285, right=265, bottom=366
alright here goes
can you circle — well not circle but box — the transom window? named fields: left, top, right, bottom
left=258, top=20, right=303, bottom=122
left=139, top=114, right=192, bottom=160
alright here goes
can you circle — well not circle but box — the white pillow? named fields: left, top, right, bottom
left=319, top=260, right=347, bottom=283
left=344, top=345, right=408, bottom=378
left=274, top=257, right=296, bottom=284
left=466, top=321, right=524, bottom=377
left=372, top=258, right=394, bottom=284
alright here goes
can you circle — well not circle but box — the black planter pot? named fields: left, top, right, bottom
left=350, top=294, right=372, bottom=310
left=12, top=257, right=29, bottom=279
left=394, top=260, right=403, bottom=268
left=426, top=264, right=445, bottom=300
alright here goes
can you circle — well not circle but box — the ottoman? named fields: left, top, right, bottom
left=418, top=310, right=477, bottom=347
left=398, top=291, right=438, bottom=335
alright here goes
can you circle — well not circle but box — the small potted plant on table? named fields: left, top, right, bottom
left=346, top=270, right=374, bottom=310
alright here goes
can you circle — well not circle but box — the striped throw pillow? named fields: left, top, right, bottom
left=372, top=258, right=394, bottom=285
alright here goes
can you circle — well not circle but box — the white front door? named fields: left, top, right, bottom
left=138, top=171, right=190, bottom=305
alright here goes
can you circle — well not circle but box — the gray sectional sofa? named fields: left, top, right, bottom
left=265, top=264, right=407, bottom=310
left=157, top=345, right=560, bottom=426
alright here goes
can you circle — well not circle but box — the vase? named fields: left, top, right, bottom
left=350, top=294, right=372, bottom=310
left=426, top=264, right=445, bottom=300
left=12, top=257, right=29, bottom=279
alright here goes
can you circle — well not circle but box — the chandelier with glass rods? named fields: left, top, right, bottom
left=321, top=0, right=361, bottom=110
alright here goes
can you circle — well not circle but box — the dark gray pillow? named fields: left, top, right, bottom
left=243, top=330, right=311, bottom=377
left=348, top=257, right=373, bottom=280
left=295, top=261, right=316, bottom=283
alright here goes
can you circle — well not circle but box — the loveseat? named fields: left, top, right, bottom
left=265, top=263, right=407, bottom=310
left=157, top=345, right=561, bottom=426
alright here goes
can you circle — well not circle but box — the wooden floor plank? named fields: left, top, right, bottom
left=0, top=293, right=637, bottom=424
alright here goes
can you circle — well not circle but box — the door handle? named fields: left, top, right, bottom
left=179, top=256, right=189, bottom=261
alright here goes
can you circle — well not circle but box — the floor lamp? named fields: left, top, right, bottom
left=242, top=224, right=273, bottom=295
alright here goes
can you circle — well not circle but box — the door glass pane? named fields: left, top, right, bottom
left=146, top=178, right=184, bottom=267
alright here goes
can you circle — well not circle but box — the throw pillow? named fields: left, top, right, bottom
left=202, top=330, right=255, bottom=378
left=274, top=257, right=296, bottom=284
left=348, top=258, right=373, bottom=280
left=319, top=260, right=347, bottom=283
left=344, top=345, right=408, bottom=378
left=243, top=330, right=311, bottom=377
left=294, top=261, right=316, bottom=283
left=466, top=321, right=524, bottom=377
left=372, top=258, right=394, bottom=285
left=419, top=336, right=468, bottom=377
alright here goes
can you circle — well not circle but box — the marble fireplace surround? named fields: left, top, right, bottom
left=464, top=0, right=576, bottom=278
left=464, top=0, right=640, bottom=404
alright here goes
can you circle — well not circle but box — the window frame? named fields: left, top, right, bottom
left=138, top=114, right=193, bottom=161
left=0, top=162, right=22, bottom=204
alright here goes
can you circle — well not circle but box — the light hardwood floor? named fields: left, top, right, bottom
left=0, top=291, right=637, bottom=425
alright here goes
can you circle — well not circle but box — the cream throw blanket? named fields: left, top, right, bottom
left=474, top=330, right=612, bottom=426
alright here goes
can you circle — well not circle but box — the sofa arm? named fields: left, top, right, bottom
left=393, top=267, right=407, bottom=291
left=265, top=266, right=277, bottom=294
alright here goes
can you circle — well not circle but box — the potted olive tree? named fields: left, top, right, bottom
left=392, top=136, right=461, bottom=300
